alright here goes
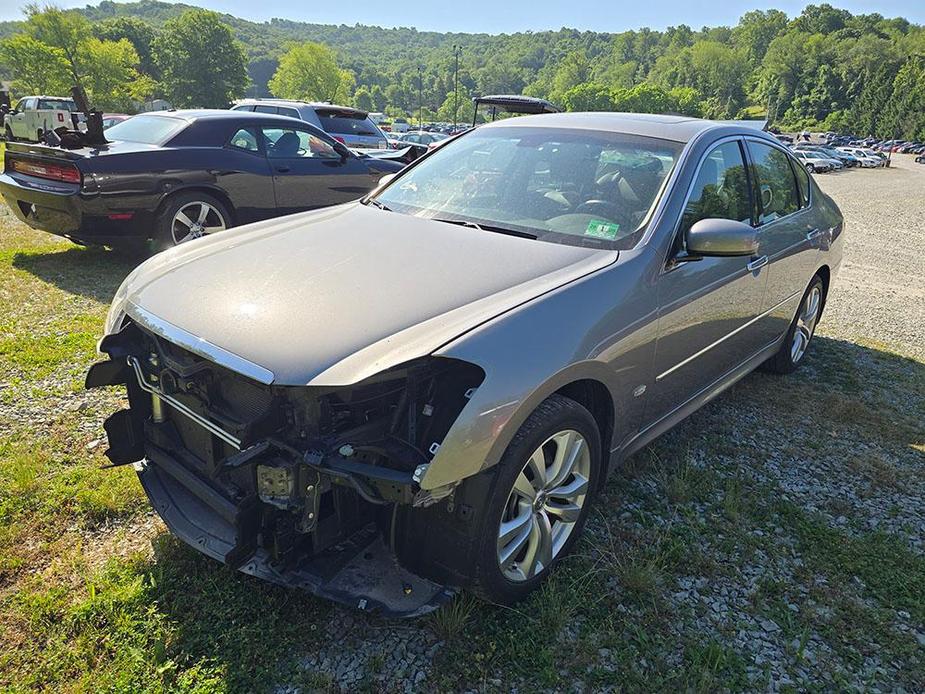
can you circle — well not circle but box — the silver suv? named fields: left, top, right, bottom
left=231, top=99, right=388, bottom=149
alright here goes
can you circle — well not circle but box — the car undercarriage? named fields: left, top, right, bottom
left=87, top=319, right=484, bottom=616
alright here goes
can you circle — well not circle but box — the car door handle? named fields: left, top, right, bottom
left=806, top=228, right=823, bottom=241
left=275, top=166, right=291, bottom=173
left=746, top=255, right=768, bottom=272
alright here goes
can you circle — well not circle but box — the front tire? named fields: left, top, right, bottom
left=473, top=395, right=602, bottom=604
left=764, top=275, right=825, bottom=374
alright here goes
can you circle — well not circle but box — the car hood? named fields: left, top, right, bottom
left=123, top=203, right=617, bottom=386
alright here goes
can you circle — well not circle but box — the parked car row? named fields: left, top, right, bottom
left=824, top=132, right=925, bottom=155
left=786, top=141, right=889, bottom=174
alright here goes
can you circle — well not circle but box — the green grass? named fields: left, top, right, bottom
left=0, top=200, right=923, bottom=691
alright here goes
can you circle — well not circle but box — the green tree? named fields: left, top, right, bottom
left=3, top=6, right=148, bottom=110
left=82, top=37, right=154, bottom=110
left=353, top=86, right=374, bottom=111
left=23, top=4, right=90, bottom=83
left=154, top=9, right=247, bottom=108
left=886, top=55, right=925, bottom=139
left=732, top=9, right=789, bottom=65
left=562, top=82, right=614, bottom=111
left=94, top=16, right=159, bottom=79
left=268, top=42, right=354, bottom=103
left=0, top=34, right=71, bottom=95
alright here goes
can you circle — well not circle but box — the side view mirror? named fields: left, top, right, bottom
left=378, top=173, right=396, bottom=188
left=686, top=218, right=758, bottom=257
left=333, top=142, right=351, bottom=161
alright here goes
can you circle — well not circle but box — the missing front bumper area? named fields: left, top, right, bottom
left=137, top=448, right=454, bottom=617
left=85, top=323, right=481, bottom=615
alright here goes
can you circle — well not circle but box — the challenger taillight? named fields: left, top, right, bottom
left=10, top=158, right=82, bottom=184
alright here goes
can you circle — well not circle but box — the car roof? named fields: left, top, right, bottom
left=234, top=99, right=369, bottom=116
left=481, top=112, right=770, bottom=144
left=139, top=109, right=310, bottom=125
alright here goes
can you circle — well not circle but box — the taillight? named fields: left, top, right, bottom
left=10, top=158, right=81, bottom=184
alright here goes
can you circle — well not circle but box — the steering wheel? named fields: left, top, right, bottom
left=575, top=199, right=621, bottom=219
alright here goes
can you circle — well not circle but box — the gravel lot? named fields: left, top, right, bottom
left=814, top=155, right=925, bottom=359
left=0, top=156, right=922, bottom=692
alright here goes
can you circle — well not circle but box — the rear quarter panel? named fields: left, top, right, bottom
left=82, top=147, right=275, bottom=225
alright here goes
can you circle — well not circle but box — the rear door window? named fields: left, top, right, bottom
left=254, top=105, right=278, bottom=114
left=747, top=142, right=800, bottom=224
left=228, top=127, right=259, bottom=153
left=792, top=159, right=811, bottom=207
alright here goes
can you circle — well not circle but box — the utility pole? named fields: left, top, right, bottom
left=418, top=65, right=424, bottom=130
left=452, top=45, right=461, bottom=131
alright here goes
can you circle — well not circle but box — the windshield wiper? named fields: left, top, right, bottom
left=433, top=218, right=537, bottom=240
left=363, top=197, right=391, bottom=211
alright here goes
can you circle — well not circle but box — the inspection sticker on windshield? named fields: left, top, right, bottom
left=585, top=219, right=620, bottom=240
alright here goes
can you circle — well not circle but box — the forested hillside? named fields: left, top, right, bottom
left=1, top=1, right=923, bottom=137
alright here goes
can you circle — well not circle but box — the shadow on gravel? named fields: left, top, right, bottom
left=11, top=246, right=140, bottom=303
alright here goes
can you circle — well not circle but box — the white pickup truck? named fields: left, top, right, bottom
left=2, top=96, right=81, bottom=143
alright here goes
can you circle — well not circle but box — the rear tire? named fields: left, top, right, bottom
left=764, top=275, right=825, bottom=375
left=154, top=192, right=232, bottom=251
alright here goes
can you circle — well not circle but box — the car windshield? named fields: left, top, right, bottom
left=373, top=126, right=681, bottom=249
left=38, top=99, right=77, bottom=111
left=315, top=110, right=383, bottom=138
left=104, top=115, right=186, bottom=145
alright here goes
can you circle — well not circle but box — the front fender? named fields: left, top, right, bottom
left=418, top=251, right=659, bottom=490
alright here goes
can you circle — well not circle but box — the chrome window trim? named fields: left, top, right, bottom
left=655, top=288, right=802, bottom=382
left=126, top=302, right=275, bottom=385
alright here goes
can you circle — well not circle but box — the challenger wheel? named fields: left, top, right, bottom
left=764, top=275, right=825, bottom=374
left=155, top=192, right=232, bottom=250
left=473, top=395, right=601, bottom=603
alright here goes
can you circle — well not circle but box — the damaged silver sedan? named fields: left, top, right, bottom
left=88, top=113, right=843, bottom=615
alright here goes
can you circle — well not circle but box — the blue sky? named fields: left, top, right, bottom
left=2, top=0, right=923, bottom=30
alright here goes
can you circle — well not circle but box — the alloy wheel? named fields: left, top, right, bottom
left=497, top=429, right=591, bottom=582
left=791, top=284, right=821, bottom=363
left=171, top=201, right=226, bottom=245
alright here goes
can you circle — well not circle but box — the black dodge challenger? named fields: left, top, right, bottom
left=0, top=110, right=405, bottom=250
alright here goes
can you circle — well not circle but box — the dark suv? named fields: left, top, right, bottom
left=231, top=100, right=388, bottom=150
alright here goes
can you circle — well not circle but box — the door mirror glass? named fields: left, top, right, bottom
left=686, top=218, right=758, bottom=257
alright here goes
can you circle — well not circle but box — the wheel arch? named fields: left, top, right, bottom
left=815, top=264, right=831, bottom=316
left=154, top=185, right=237, bottom=227
left=554, top=378, right=615, bottom=477
left=421, top=359, right=623, bottom=491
